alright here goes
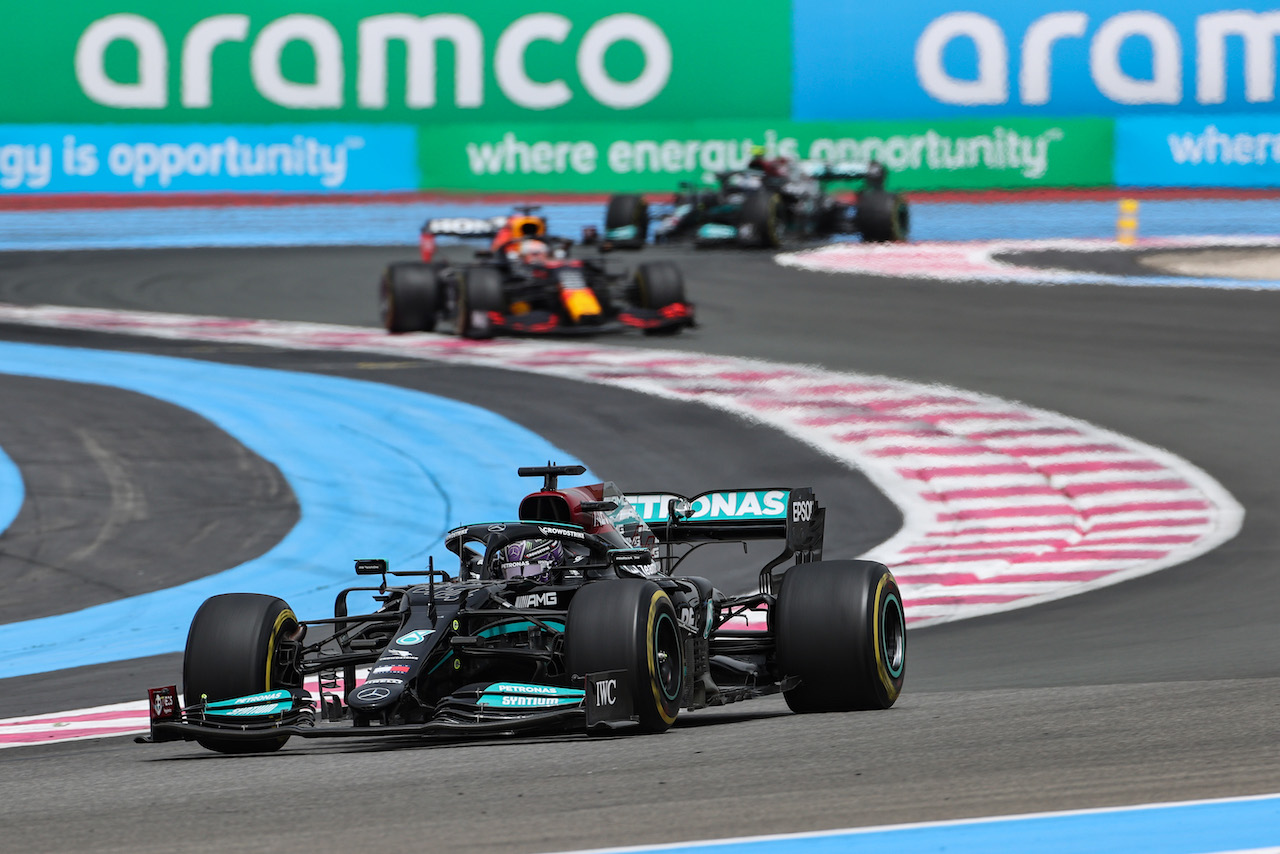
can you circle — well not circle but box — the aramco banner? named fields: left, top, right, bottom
left=794, top=0, right=1280, bottom=121
left=0, top=2, right=789, bottom=124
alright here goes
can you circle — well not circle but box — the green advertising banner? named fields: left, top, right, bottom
left=0, top=2, right=789, bottom=124
left=417, top=117, right=1115, bottom=192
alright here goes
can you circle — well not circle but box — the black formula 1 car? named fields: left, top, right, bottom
left=379, top=207, right=694, bottom=339
left=139, top=464, right=906, bottom=753
left=604, top=159, right=909, bottom=249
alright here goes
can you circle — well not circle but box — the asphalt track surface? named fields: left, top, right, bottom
left=1, top=243, right=1278, bottom=852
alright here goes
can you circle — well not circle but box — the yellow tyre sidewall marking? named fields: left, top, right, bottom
left=871, top=575, right=902, bottom=702
left=646, top=591, right=679, bottom=725
left=265, top=608, right=296, bottom=691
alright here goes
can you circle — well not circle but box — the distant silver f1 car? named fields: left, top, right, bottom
left=605, top=159, right=909, bottom=249
left=140, top=465, right=906, bottom=753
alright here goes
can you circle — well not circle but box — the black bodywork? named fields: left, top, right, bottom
left=141, top=465, right=904, bottom=751
left=605, top=160, right=910, bottom=248
left=380, top=210, right=694, bottom=339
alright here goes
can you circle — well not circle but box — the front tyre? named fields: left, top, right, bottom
left=566, top=580, right=683, bottom=733
left=455, top=267, right=506, bottom=340
left=183, top=593, right=300, bottom=754
left=775, top=561, right=905, bottom=712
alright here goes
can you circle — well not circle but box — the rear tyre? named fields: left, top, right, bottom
left=183, top=593, right=300, bottom=754
left=855, top=190, right=910, bottom=243
left=380, top=262, right=440, bottom=333
left=738, top=191, right=781, bottom=248
left=605, top=194, right=649, bottom=248
left=455, top=267, right=506, bottom=340
left=566, top=580, right=683, bottom=733
left=775, top=560, right=905, bottom=713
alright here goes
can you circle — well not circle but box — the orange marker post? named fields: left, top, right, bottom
left=1117, top=198, right=1139, bottom=245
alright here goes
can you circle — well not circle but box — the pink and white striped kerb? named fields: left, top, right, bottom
left=0, top=303, right=1243, bottom=630
left=0, top=673, right=367, bottom=749
left=0, top=303, right=1244, bottom=745
left=776, top=236, right=1280, bottom=287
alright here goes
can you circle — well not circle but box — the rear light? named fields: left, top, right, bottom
left=419, top=231, right=437, bottom=262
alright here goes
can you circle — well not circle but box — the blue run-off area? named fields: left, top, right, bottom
left=0, top=342, right=586, bottom=680
left=4, top=197, right=1280, bottom=250
left=570, top=794, right=1280, bottom=854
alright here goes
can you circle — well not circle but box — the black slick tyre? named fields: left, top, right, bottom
left=605, top=194, right=649, bottom=248
left=855, top=189, right=910, bottom=242
left=183, top=593, right=300, bottom=754
left=565, top=580, right=683, bottom=733
left=738, top=191, right=781, bottom=248
left=633, top=262, right=687, bottom=336
left=380, top=262, right=440, bottom=333
left=455, top=267, right=506, bottom=340
left=775, top=560, right=905, bottom=712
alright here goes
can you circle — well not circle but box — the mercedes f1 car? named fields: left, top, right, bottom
left=139, top=464, right=906, bottom=753
left=379, top=207, right=694, bottom=338
left=604, top=159, right=909, bottom=249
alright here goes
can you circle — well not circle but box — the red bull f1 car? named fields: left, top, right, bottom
left=604, top=159, right=909, bottom=249
left=139, top=464, right=906, bottom=753
left=380, top=207, right=694, bottom=339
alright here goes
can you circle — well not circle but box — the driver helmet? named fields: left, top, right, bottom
left=497, top=538, right=564, bottom=582
left=518, top=238, right=548, bottom=265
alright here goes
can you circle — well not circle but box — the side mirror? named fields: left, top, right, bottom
left=607, top=549, right=653, bottom=577
left=355, top=558, right=388, bottom=576
left=580, top=500, right=619, bottom=513
left=609, top=548, right=652, bottom=566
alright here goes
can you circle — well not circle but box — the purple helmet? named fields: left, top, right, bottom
left=497, top=538, right=564, bottom=582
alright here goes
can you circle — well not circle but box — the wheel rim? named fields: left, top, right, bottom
left=652, top=612, right=681, bottom=702
left=881, top=593, right=905, bottom=679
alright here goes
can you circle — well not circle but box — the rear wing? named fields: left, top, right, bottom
left=423, top=216, right=507, bottom=238
left=623, top=487, right=824, bottom=564
left=800, top=160, right=887, bottom=189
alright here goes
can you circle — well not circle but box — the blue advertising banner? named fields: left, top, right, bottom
left=0, top=124, right=416, bottom=193
left=794, top=1, right=1280, bottom=120
left=1116, top=114, right=1280, bottom=187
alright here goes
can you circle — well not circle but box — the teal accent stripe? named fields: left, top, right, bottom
left=477, top=620, right=566, bottom=638
left=203, top=702, right=292, bottom=717
left=0, top=343, right=587, bottom=679
left=204, top=689, right=292, bottom=709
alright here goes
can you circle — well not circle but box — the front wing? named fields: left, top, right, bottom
left=137, top=675, right=637, bottom=746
